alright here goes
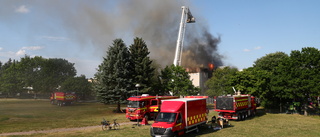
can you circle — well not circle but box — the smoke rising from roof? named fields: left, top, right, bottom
left=1, top=0, right=224, bottom=69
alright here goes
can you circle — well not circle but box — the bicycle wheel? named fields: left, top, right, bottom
left=102, top=125, right=110, bottom=131
left=113, top=123, right=120, bottom=130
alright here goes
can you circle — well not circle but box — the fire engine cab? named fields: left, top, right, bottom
left=126, top=94, right=178, bottom=120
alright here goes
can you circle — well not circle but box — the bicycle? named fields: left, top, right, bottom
left=101, top=118, right=120, bottom=130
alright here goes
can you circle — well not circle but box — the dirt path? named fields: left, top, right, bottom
left=0, top=122, right=134, bottom=136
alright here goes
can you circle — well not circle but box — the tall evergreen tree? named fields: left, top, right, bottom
left=129, top=37, right=155, bottom=94
left=95, top=39, right=133, bottom=112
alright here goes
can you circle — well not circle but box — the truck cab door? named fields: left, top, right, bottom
left=175, top=113, right=185, bottom=135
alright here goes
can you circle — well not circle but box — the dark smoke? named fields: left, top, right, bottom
left=182, top=30, right=224, bottom=69
left=1, top=0, right=224, bottom=69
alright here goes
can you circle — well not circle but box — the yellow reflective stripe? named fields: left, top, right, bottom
left=175, top=123, right=182, bottom=127
left=137, top=107, right=147, bottom=110
left=55, top=96, right=64, bottom=99
left=187, top=113, right=206, bottom=125
left=236, top=99, right=248, bottom=102
left=236, top=101, right=249, bottom=107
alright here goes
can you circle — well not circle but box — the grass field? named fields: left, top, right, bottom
left=1, top=99, right=320, bottom=137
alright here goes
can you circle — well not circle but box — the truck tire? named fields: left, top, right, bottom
left=241, top=112, right=246, bottom=120
left=173, top=132, right=179, bottom=137
left=237, top=113, right=242, bottom=121
left=195, top=126, right=199, bottom=133
left=58, top=101, right=63, bottom=107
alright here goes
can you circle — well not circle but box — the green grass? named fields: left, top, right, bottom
left=0, top=99, right=126, bottom=133
left=1, top=99, right=320, bottom=137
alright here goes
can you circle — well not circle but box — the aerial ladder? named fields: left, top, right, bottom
left=173, top=6, right=195, bottom=66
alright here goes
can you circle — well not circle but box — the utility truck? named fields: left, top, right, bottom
left=50, top=92, right=77, bottom=106
left=126, top=94, right=178, bottom=120
left=150, top=96, right=208, bottom=137
left=214, top=91, right=257, bottom=120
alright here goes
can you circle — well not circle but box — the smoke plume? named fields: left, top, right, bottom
left=1, top=0, right=224, bottom=69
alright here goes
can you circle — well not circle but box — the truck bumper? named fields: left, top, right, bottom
left=126, top=115, right=142, bottom=120
left=150, top=127, right=175, bottom=137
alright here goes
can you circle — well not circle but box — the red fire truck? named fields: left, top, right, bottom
left=150, top=96, right=208, bottom=137
left=126, top=94, right=179, bottom=120
left=214, top=92, right=257, bottom=120
left=50, top=92, right=77, bottom=106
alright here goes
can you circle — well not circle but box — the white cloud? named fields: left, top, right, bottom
left=254, top=46, right=262, bottom=50
left=15, top=5, right=30, bottom=13
left=22, top=46, right=44, bottom=50
left=41, top=36, right=69, bottom=41
left=0, top=46, right=43, bottom=59
left=16, top=49, right=26, bottom=56
left=243, top=46, right=263, bottom=52
left=243, top=49, right=251, bottom=52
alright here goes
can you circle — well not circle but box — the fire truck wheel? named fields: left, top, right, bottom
left=245, top=113, right=247, bottom=119
left=173, top=132, right=178, bottom=137
left=58, top=101, right=62, bottom=107
left=241, top=113, right=245, bottom=120
left=195, top=126, right=199, bottom=133
left=238, top=113, right=242, bottom=121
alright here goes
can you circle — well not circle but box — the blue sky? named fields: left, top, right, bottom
left=0, top=0, right=319, bottom=78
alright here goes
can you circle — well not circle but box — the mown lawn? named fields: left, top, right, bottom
left=0, top=99, right=126, bottom=133
left=1, top=99, right=320, bottom=137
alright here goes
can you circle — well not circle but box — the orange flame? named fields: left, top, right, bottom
left=208, top=63, right=214, bottom=70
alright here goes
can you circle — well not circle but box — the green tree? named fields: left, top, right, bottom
left=94, top=39, right=133, bottom=112
left=129, top=37, right=155, bottom=93
left=0, top=60, right=23, bottom=97
left=231, top=68, right=271, bottom=98
left=205, top=66, right=238, bottom=97
left=254, top=52, right=289, bottom=71
left=254, top=52, right=289, bottom=106
left=61, top=75, right=93, bottom=100
left=0, top=56, right=76, bottom=97
left=33, top=58, right=76, bottom=93
left=278, top=47, right=320, bottom=115
left=159, top=65, right=198, bottom=96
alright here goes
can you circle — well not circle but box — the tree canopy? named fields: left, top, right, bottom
left=129, top=37, right=155, bottom=93
left=0, top=56, right=77, bottom=97
left=61, top=75, right=93, bottom=100
left=205, top=66, right=238, bottom=97
left=94, top=39, right=133, bottom=112
left=205, top=47, right=320, bottom=112
left=159, top=65, right=199, bottom=96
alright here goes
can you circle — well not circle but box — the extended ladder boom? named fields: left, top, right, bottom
left=173, top=6, right=195, bottom=66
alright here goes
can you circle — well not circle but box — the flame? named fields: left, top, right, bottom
left=208, top=63, right=214, bottom=70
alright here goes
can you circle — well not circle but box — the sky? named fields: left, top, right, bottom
left=0, top=0, right=319, bottom=78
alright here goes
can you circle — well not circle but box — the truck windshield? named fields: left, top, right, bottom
left=127, top=101, right=139, bottom=108
left=156, top=112, right=177, bottom=123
